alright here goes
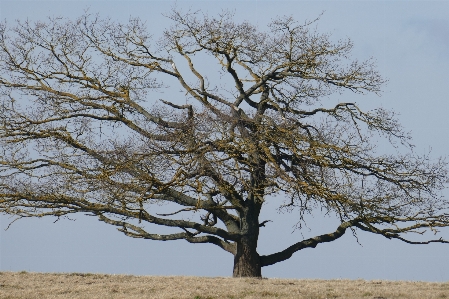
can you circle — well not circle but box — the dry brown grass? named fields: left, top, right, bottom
left=0, top=271, right=448, bottom=299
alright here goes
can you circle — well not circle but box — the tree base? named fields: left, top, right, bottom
left=232, top=241, right=262, bottom=278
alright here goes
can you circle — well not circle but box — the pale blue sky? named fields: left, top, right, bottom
left=1, top=0, right=449, bottom=281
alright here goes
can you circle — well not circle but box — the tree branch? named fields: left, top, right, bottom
left=97, top=213, right=237, bottom=254
left=260, top=220, right=357, bottom=267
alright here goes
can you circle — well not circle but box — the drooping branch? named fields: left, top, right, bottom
left=0, top=191, right=240, bottom=241
left=97, top=213, right=237, bottom=254
left=354, top=220, right=449, bottom=245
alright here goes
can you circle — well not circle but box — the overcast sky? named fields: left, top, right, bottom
left=1, top=0, right=449, bottom=281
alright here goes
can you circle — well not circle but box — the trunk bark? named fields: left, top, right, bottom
left=233, top=236, right=262, bottom=277
left=232, top=157, right=264, bottom=278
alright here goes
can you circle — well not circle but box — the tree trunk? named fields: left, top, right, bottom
left=233, top=236, right=262, bottom=277
left=232, top=180, right=263, bottom=278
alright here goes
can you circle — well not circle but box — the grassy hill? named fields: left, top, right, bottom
left=0, top=271, right=448, bottom=298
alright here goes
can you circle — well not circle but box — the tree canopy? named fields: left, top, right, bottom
left=1, top=10, right=448, bottom=277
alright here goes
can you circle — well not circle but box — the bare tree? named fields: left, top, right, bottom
left=1, top=10, right=448, bottom=278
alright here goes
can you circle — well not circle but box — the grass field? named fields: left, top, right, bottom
left=0, top=271, right=448, bottom=299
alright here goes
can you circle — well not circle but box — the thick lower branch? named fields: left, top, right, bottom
left=98, top=213, right=236, bottom=254
left=185, top=235, right=236, bottom=254
left=260, top=220, right=356, bottom=267
left=0, top=192, right=239, bottom=241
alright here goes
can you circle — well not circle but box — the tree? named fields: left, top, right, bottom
left=1, top=10, right=448, bottom=278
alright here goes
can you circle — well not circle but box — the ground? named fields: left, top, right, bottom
left=0, top=272, right=448, bottom=299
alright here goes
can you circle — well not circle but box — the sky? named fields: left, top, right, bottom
left=0, top=0, right=449, bottom=281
